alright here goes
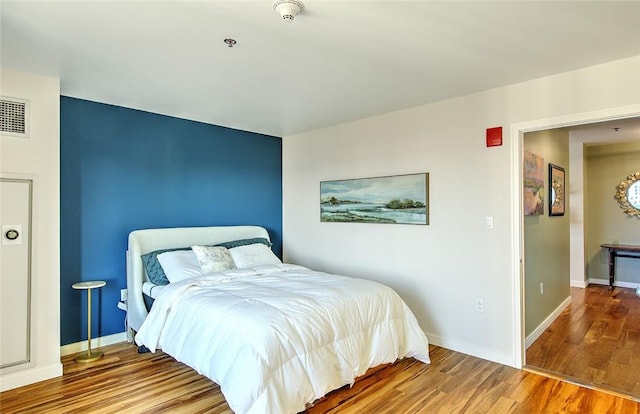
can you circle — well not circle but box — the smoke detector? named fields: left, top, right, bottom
left=273, top=0, right=304, bottom=22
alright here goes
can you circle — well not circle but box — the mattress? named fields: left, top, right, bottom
left=142, top=281, right=166, bottom=299
left=141, top=282, right=166, bottom=312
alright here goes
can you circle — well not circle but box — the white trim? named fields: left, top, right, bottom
left=428, top=334, right=513, bottom=367
left=0, top=363, right=62, bottom=392
left=570, top=279, right=588, bottom=288
left=511, top=104, right=640, bottom=369
left=60, top=332, right=128, bottom=357
left=525, top=296, right=571, bottom=349
left=588, top=278, right=640, bottom=289
left=510, top=123, right=525, bottom=369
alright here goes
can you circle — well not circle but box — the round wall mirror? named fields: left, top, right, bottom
left=629, top=181, right=640, bottom=209
left=615, top=171, right=640, bottom=217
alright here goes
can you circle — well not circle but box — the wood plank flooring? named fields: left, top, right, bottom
left=527, top=285, right=640, bottom=398
left=2, top=341, right=639, bottom=413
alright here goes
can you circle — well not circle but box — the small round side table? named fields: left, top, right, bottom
left=72, top=280, right=106, bottom=363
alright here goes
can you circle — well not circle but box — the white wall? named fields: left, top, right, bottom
left=282, top=56, right=640, bottom=366
left=569, top=137, right=588, bottom=287
left=0, top=70, right=62, bottom=391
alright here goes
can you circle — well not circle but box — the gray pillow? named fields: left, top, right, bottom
left=141, top=247, right=190, bottom=285
left=215, top=237, right=272, bottom=249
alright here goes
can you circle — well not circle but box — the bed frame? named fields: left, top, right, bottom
left=126, top=225, right=271, bottom=334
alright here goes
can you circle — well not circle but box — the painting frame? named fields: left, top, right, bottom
left=320, top=173, right=429, bottom=225
left=549, top=163, right=565, bottom=216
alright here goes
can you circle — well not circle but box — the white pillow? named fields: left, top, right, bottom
left=157, top=250, right=202, bottom=283
left=191, top=245, right=237, bottom=274
left=229, top=243, right=282, bottom=268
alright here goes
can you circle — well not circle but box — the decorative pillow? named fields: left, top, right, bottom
left=157, top=250, right=202, bottom=283
left=215, top=237, right=272, bottom=249
left=141, top=247, right=191, bottom=285
left=191, top=245, right=237, bottom=274
left=229, top=243, right=282, bottom=269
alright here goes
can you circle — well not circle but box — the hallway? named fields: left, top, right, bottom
left=527, top=285, right=640, bottom=398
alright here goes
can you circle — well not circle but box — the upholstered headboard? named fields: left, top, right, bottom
left=126, top=225, right=271, bottom=333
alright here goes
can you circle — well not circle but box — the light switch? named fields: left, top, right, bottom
left=484, top=217, right=494, bottom=229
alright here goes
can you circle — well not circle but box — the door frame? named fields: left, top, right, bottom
left=0, top=173, right=35, bottom=370
left=510, top=104, right=640, bottom=369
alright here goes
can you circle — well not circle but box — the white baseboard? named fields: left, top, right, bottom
left=60, top=332, right=128, bottom=357
left=427, top=334, right=515, bottom=367
left=525, top=296, right=571, bottom=349
left=588, top=278, right=640, bottom=289
left=570, top=278, right=640, bottom=289
left=570, top=279, right=588, bottom=288
left=0, top=363, right=63, bottom=392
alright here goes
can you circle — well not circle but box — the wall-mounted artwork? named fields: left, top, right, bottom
left=614, top=171, right=640, bottom=217
left=549, top=163, right=565, bottom=216
left=320, top=173, right=429, bottom=225
left=523, top=150, right=544, bottom=216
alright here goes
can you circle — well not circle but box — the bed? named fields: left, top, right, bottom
left=127, top=225, right=430, bottom=414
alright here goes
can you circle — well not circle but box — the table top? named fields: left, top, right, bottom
left=601, top=244, right=640, bottom=252
left=72, top=280, right=107, bottom=290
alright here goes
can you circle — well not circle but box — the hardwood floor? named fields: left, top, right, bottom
left=2, top=341, right=639, bottom=413
left=527, top=285, right=640, bottom=398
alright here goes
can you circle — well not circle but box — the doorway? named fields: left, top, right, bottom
left=511, top=108, right=640, bottom=397
left=0, top=177, right=32, bottom=369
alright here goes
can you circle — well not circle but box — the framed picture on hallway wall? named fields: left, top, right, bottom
left=549, top=163, right=565, bottom=216
left=523, top=150, right=544, bottom=216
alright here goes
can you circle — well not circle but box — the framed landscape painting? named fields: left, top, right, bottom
left=320, top=173, right=429, bottom=225
left=523, top=150, right=544, bottom=216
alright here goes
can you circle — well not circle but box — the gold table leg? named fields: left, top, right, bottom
left=75, top=287, right=103, bottom=363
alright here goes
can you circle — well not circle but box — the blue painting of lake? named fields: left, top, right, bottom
left=320, top=174, right=429, bottom=225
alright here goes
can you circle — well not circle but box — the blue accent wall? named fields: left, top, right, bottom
left=60, top=96, right=282, bottom=346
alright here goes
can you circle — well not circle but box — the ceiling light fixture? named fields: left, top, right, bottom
left=273, top=0, right=304, bottom=22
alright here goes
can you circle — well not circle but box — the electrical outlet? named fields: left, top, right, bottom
left=540, top=283, right=544, bottom=295
left=121, top=289, right=128, bottom=303
left=475, top=298, right=484, bottom=313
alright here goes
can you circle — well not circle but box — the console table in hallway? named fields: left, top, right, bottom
left=600, top=244, right=640, bottom=288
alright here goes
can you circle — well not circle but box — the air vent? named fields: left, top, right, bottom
left=1, top=97, right=30, bottom=138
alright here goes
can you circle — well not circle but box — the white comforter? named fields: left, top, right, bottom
left=135, top=264, right=430, bottom=414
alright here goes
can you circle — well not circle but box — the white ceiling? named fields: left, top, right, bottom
left=1, top=0, right=639, bottom=137
left=567, top=117, right=640, bottom=145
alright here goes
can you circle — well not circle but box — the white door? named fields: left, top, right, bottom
left=0, top=177, right=32, bottom=368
